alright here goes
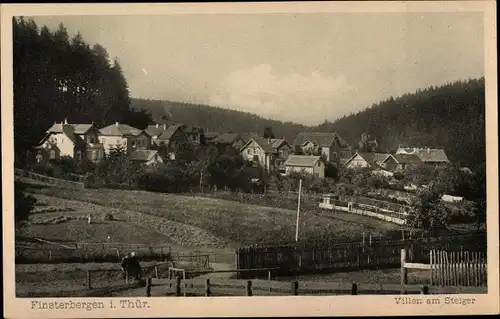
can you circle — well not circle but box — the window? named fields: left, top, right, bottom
left=253, top=148, right=258, bottom=155
left=123, top=139, right=127, bottom=146
left=332, top=152, right=337, bottom=158
left=76, top=150, right=82, bottom=160
left=247, top=149, right=251, bottom=155
left=92, top=151, right=97, bottom=160
left=253, top=155, right=259, bottom=162
left=50, top=150, right=56, bottom=159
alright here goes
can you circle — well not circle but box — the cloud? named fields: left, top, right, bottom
left=209, top=64, right=354, bottom=125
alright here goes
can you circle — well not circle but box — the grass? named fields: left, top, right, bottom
left=26, top=185, right=403, bottom=247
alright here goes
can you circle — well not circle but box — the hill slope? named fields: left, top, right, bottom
left=131, top=99, right=309, bottom=142
left=131, top=77, right=485, bottom=170
left=316, top=78, right=485, bottom=170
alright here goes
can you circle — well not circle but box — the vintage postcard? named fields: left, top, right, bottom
left=1, top=1, right=499, bottom=318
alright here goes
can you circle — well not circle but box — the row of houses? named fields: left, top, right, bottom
left=32, top=120, right=201, bottom=165
left=32, top=119, right=450, bottom=179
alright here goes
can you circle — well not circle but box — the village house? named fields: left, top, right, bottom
left=211, top=133, right=246, bottom=150
left=181, top=125, right=205, bottom=145
left=203, top=132, right=219, bottom=144
left=34, top=119, right=105, bottom=163
left=239, top=137, right=292, bottom=172
left=129, top=149, right=164, bottom=166
left=381, top=153, right=423, bottom=172
left=144, top=123, right=187, bottom=159
left=344, top=152, right=390, bottom=170
left=98, top=122, right=151, bottom=155
left=284, top=155, right=325, bottom=178
left=395, top=147, right=450, bottom=167
left=292, top=132, right=353, bottom=166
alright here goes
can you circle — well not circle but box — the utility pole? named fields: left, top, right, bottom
left=295, top=179, right=302, bottom=242
left=199, top=170, right=204, bottom=193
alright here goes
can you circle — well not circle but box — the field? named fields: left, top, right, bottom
left=15, top=181, right=417, bottom=296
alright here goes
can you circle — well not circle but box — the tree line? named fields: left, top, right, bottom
left=13, top=17, right=152, bottom=167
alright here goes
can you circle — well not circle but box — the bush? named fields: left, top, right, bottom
left=103, top=213, right=114, bottom=221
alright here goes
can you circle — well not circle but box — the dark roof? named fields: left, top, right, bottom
left=392, top=153, right=423, bottom=164
left=414, top=148, right=450, bottom=163
left=145, top=124, right=169, bottom=137
left=250, top=138, right=275, bottom=153
left=284, top=155, right=321, bottom=167
left=293, top=132, right=351, bottom=148
left=129, top=150, right=160, bottom=162
left=397, top=147, right=450, bottom=163
left=157, top=125, right=184, bottom=140
left=240, top=132, right=260, bottom=142
left=99, top=123, right=142, bottom=136
left=40, top=124, right=86, bottom=147
left=212, top=133, right=242, bottom=144
left=204, top=132, right=219, bottom=140
left=46, top=123, right=94, bottom=135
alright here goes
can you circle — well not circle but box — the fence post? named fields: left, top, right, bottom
left=291, top=281, right=299, bottom=295
left=400, top=248, right=408, bottom=294
left=155, top=266, right=159, bottom=279
left=87, top=271, right=91, bottom=289
left=146, top=277, right=152, bottom=297
left=351, top=283, right=358, bottom=295
left=205, top=279, right=211, bottom=296
left=246, top=280, right=253, bottom=296
left=235, top=249, right=240, bottom=279
left=420, top=285, right=429, bottom=295
left=430, top=250, right=434, bottom=286
left=175, top=276, right=181, bottom=296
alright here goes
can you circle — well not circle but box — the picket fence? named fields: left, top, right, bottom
left=236, top=233, right=486, bottom=277
left=430, top=250, right=487, bottom=287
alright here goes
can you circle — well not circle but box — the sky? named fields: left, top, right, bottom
left=31, top=12, right=484, bottom=125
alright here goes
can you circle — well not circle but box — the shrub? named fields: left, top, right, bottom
left=103, top=213, right=114, bottom=221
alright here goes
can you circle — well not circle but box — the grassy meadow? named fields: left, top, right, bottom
left=24, top=184, right=403, bottom=247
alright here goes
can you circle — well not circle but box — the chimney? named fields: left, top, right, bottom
left=115, top=122, right=119, bottom=127
left=164, top=124, right=167, bottom=130
left=64, top=118, right=68, bottom=124
left=156, top=123, right=159, bottom=128
left=268, top=138, right=271, bottom=144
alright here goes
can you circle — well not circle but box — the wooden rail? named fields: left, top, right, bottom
left=144, top=277, right=486, bottom=297
left=15, top=168, right=85, bottom=188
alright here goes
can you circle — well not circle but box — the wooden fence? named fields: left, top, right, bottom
left=15, top=168, right=85, bottom=188
left=430, top=250, right=487, bottom=287
left=143, top=277, right=485, bottom=297
left=15, top=243, right=173, bottom=264
left=236, top=233, right=486, bottom=277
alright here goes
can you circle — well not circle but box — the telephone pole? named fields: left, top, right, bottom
left=295, top=179, right=302, bottom=242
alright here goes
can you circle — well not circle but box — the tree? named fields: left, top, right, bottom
left=15, top=182, right=37, bottom=227
left=263, top=127, right=275, bottom=139
left=13, top=18, right=143, bottom=167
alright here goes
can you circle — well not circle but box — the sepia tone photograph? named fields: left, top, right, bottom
left=2, top=1, right=499, bottom=318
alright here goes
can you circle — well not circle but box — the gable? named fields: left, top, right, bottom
left=241, top=139, right=263, bottom=152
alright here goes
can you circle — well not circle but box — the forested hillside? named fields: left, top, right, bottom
left=13, top=18, right=151, bottom=166
left=317, top=78, right=486, bottom=170
left=130, top=98, right=309, bottom=141
left=132, top=78, right=486, bottom=171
